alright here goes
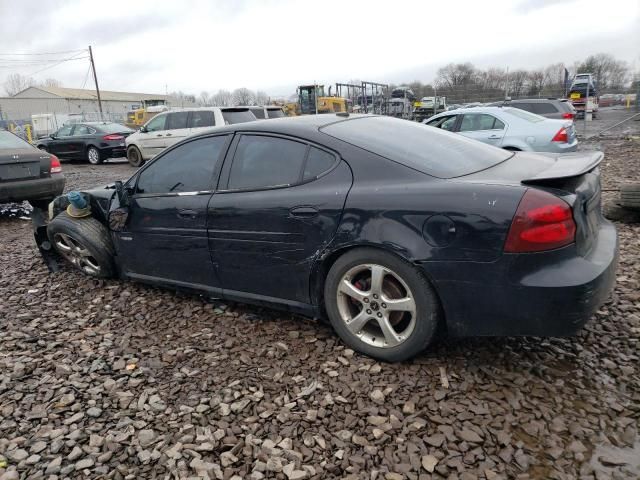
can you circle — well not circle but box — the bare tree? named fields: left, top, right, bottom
left=211, top=89, right=233, bottom=106
left=527, top=69, right=547, bottom=96
left=198, top=91, right=210, bottom=106
left=507, top=70, right=529, bottom=98
left=3, top=73, right=35, bottom=96
left=42, top=78, right=62, bottom=88
left=255, top=90, right=269, bottom=105
left=232, top=87, right=256, bottom=106
left=578, top=53, right=629, bottom=90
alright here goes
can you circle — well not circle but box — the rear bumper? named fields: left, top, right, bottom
left=0, top=175, right=65, bottom=203
left=102, top=146, right=127, bottom=158
left=421, top=220, right=618, bottom=337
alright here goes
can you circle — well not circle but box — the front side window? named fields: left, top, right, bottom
left=145, top=115, right=167, bottom=132
left=440, top=116, right=457, bottom=131
left=228, top=135, right=307, bottom=190
left=190, top=111, right=215, bottom=128
left=57, top=125, right=73, bottom=136
left=167, top=112, right=189, bottom=130
left=136, top=136, right=228, bottom=194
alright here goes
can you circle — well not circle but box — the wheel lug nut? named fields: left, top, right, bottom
left=366, top=309, right=372, bottom=315
left=377, top=312, right=382, bottom=318
left=381, top=303, right=387, bottom=308
left=363, top=298, right=369, bottom=303
left=373, top=294, right=378, bottom=299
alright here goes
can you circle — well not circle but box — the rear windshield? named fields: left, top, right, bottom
left=266, top=108, right=285, bottom=118
left=504, top=107, right=545, bottom=123
left=96, top=123, right=134, bottom=133
left=221, top=109, right=256, bottom=124
left=321, top=116, right=511, bottom=179
left=0, top=130, right=33, bottom=149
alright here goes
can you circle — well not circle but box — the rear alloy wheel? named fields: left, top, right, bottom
left=127, top=145, right=145, bottom=167
left=325, top=248, right=440, bottom=362
left=87, top=146, right=103, bottom=165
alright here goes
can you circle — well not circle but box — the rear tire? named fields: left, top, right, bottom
left=37, top=145, right=48, bottom=152
left=87, top=146, right=103, bottom=165
left=603, top=201, right=640, bottom=223
left=48, top=212, right=115, bottom=278
left=127, top=145, right=145, bottom=167
left=324, top=248, right=441, bottom=362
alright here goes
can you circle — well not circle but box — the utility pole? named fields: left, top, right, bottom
left=88, top=45, right=103, bottom=121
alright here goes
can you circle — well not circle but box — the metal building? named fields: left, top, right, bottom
left=0, top=86, right=168, bottom=126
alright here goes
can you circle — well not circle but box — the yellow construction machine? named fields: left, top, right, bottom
left=125, top=99, right=168, bottom=128
left=295, top=85, right=347, bottom=115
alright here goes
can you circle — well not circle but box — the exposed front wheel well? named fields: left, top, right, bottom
left=502, top=146, right=521, bottom=151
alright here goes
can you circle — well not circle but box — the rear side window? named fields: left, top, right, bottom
left=73, top=125, right=91, bottom=136
left=137, top=136, right=228, bottom=194
left=531, top=103, right=558, bottom=114
left=511, top=102, right=533, bottom=113
left=266, top=108, right=285, bottom=118
left=190, top=111, right=215, bottom=128
left=221, top=109, right=256, bottom=124
left=228, top=135, right=307, bottom=190
left=304, top=147, right=336, bottom=180
left=321, top=116, right=511, bottom=179
left=167, top=112, right=189, bottom=130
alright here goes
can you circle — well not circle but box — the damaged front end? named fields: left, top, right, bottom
left=31, top=182, right=128, bottom=272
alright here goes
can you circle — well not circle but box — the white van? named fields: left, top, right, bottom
left=125, top=107, right=256, bottom=166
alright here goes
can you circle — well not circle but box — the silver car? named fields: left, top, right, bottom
left=424, top=106, right=578, bottom=153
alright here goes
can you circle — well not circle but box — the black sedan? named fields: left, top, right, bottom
left=0, top=129, right=64, bottom=207
left=36, top=122, right=134, bottom=165
left=35, top=114, right=618, bottom=361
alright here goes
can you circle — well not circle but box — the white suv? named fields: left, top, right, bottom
left=125, top=107, right=256, bottom=166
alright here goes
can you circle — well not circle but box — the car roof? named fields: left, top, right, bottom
left=508, top=98, right=562, bottom=103
left=191, top=113, right=361, bottom=138
left=157, top=107, right=251, bottom=114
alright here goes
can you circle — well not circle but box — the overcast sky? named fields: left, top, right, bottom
left=1, top=0, right=638, bottom=96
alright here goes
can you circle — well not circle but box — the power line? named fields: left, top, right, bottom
left=0, top=49, right=87, bottom=56
left=27, top=52, right=89, bottom=76
left=80, top=61, right=91, bottom=89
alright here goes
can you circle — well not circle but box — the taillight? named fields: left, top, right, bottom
left=504, top=189, right=576, bottom=253
left=562, top=112, right=574, bottom=119
left=50, top=155, right=62, bottom=174
left=552, top=127, right=568, bottom=143
left=103, top=134, right=124, bottom=141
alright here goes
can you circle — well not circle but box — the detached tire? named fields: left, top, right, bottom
left=47, top=212, right=115, bottom=278
left=127, top=145, right=145, bottom=167
left=324, top=248, right=441, bottom=362
left=620, top=183, right=640, bottom=210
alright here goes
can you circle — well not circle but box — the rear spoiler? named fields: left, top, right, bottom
left=522, top=151, right=603, bottom=185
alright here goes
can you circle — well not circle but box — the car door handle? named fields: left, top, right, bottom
left=488, top=135, right=501, bottom=139
left=165, top=133, right=172, bottom=136
left=177, top=209, right=198, bottom=219
left=155, top=134, right=163, bottom=137
left=290, top=206, right=319, bottom=218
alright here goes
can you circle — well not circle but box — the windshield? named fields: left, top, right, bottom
left=96, top=123, right=134, bottom=133
left=0, top=130, right=33, bottom=149
left=321, top=116, right=511, bottom=178
left=504, top=107, right=545, bottom=123
left=221, top=109, right=256, bottom=124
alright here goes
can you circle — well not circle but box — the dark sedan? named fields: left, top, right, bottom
left=37, top=114, right=618, bottom=362
left=0, top=129, right=64, bottom=207
left=37, top=122, right=134, bottom=164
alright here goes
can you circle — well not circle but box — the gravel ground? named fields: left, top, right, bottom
left=1, top=136, right=639, bottom=479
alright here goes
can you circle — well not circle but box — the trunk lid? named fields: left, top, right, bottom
left=460, top=151, right=604, bottom=255
left=0, top=148, right=49, bottom=183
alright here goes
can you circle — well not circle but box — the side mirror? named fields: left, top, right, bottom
left=139, top=126, right=147, bottom=133
left=114, top=180, right=131, bottom=206
left=50, top=134, right=57, bottom=139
